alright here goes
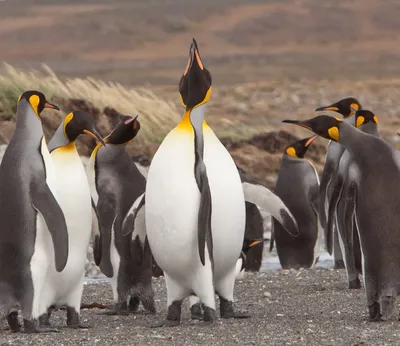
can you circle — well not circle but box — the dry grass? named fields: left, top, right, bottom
left=0, top=63, right=181, bottom=145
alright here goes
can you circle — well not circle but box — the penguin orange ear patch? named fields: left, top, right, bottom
left=373, top=115, right=379, bottom=124
left=286, top=147, right=297, bottom=157
left=356, top=116, right=365, bottom=128
left=328, top=126, right=339, bottom=141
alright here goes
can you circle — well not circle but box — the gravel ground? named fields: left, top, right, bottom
left=2, top=269, right=399, bottom=346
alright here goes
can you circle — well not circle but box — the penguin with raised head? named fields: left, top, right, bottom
left=0, top=91, right=68, bottom=333
left=315, top=97, right=362, bottom=268
left=326, top=109, right=379, bottom=289
left=37, top=110, right=105, bottom=329
left=283, top=112, right=400, bottom=321
left=86, top=115, right=156, bottom=316
left=272, top=136, right=321, bottom=269
left=144, top=39, right=249, bottom=326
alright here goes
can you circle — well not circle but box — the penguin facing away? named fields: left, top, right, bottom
left=283, top=113, right=400, bottom=322
left=86, top=115, right=156, bottom=316
left=37, top=110, right=105, bottom=329
left=145, top=39, right=248, bottom=327
left=315, top=97, right=362, bottom=268
left=326, top=109, right=379, bottom=289
left=0, top=91, right=68, bottom=333
left=272, top=136, right=321, bottom=269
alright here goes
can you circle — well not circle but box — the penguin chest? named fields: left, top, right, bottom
left=51, top=150, right=93, bottom=254
left=146, top=126, right=245, bottom=274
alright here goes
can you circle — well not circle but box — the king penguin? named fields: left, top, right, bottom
left=145, top=39, right=248, bottom=326
left=272, top=136, right=321, bottom=269
left=326, top=109, right=379, bottom=289
left=37, top=110, right=105, bottom=329
left=283, top=112, right=400, bottom=321
left=315, top=97, right=362, bottom=268
left=86, top=115, right=156, bottom=316
left=0, top=91, right=68, bottom=333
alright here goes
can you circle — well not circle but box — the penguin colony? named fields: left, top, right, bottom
left=0, top=38, right=398, bottom=334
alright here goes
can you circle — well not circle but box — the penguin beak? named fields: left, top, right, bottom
left=44, top=102, right=60, bottom=111
left=124, top=115, right=139, bottom=127
left=315, top=104, right=339, bottom=112
left=305, top=135, right=318, bottom=147
left=84, top=129, right=106, bottom=147
left=249, top=240, right=263, bottom=248
left=282, top=119, right=312, bottom=131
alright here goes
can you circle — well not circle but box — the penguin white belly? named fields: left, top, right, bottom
left=30, top=137, right=58, bottom=318
left=146, top=126, right=245, bottom=285
left=41, top=150, right=92, bottom=308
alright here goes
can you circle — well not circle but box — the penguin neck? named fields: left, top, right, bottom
left=338, top=122, right=369, bottom=156
left=359, top=122, right=380, bottom=138
left=15, top=100, right=44, bottom=140
left=48, top=123, right=74, bottom=152
left=189, top=104, right=207, bottom=160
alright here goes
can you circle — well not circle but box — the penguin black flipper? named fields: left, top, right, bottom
left=196, top=161, right=213, bottom=267
left=96, top=194, right=116, bottom=278
left=326, top=177, right=344, bottom=255
left=308, top=183, right=320, bottom=217
left=122, top=193, right=145, bottom=236
left=269, top=228, right=275, bottom=252
left=91, top=197, right=102, bottom=266
left=318, top=161, right=333, bottom=230
left=242, top=182, right=299, bottom=237
left=31, top=182, right=69, bottom=273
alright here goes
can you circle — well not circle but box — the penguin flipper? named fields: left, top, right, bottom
left=91, top=198, right=102, bottom=266
left=31, top=182, right=69, bottom=272
left=242, top=182, right=299, bottom=237
left=269, top=228, right=275, bottom=252
left=129, top=204, right=147, bottom=265
left=122, top=193, right=145, bottom=236
left=96, top=195, right=116, bottom=278
left=197, top=164, right=213, bottom=267
left=318, top=163, right=333, bottom=231
left=325, top=177, right=344, bottom=255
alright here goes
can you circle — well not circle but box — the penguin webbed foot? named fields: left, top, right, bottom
left=196, top=306, right=216, bottom=327
left=66, top=307, right=91, bottom=329
left=348, top=278, right=361, bottom=289
left=7, top=311, right=21, bottom=333
left=191, top=302, right=204, bottom=320
left=219, top=296, right=250, bottom=319
left=380, top=296, right=395, bottom=321
left=150, top=300, right=181, bottom=328
left=368, top=302, right=382, bottom=322
left=38, top=311, right=52, bottom=328
left=23, top=319, right=59, bottom=333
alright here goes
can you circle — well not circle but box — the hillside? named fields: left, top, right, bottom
left=0, top=0, right=400, bottom=187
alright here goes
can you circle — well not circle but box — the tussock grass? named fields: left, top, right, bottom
left=0, top=63, right=181, bottom=145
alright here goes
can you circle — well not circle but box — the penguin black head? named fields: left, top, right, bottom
left=17, top=90, right=59, bottom=117
left=105, top=115, right=140, bottom=145
left=179, top=38, right=212, bottom=110
left=284, top=136, right=318, bottom=159
left=242, top=239, right=264, bottom=254
left=63, top=110, right=105, bottom=145
left=282, top=115, right=343, bottom=142
left=315, top=97, right=362, bottom=118
left=354, top=109, right=379, bottom=128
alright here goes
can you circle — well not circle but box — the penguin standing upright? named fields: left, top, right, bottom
left=145, top=39, right=248, bottom=326
left=86, top=115, right=156, bottom=315
left=326, top=110, right=379, bottom=289
left=283, top=112, right=400, bottom=321
left=272, top=136, right=321, bottom=269
left=37, top=110, right=105, bottom=329
left=315, top=97, right=362, bottom=268
left=0, top=91, right=68, bottom=333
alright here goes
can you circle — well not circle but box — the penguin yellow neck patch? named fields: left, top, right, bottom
left=29, top=95, right=40, bottom=118
left=175, top=110, right=208, bottom=133
left=63, top=112, right=74, bottom=138
left=90, top=142, right=103, bottom=159
left=53, top=142, right=76, bottom=153
left=285, top=147, right=297, bottom=157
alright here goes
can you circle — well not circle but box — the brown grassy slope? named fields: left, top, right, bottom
left=1, top=0, right=400, bottom=84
